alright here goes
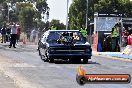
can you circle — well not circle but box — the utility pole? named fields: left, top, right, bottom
left=86, top=0, right=88, bottom=42
left=7, top=2, right=9, bottom=23
left=66, top=0, right=69, bottom=30
left=7, top=1, right=11, bottom=23
left=120, top=17, right=123, bottom=51
left=86, top=0, right=88, bottom=29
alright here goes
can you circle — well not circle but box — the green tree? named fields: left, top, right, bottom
left=69, top=0, right=132, bottom=31
left=69, top=0, right=94, bottom=30
left=9, top=10, right=19, bottom=22
left=1, top=2, right=8, bottom=22
left=36, top=0, right=49, bottom=20
left=69, top=0, right=87, bottom=30
left=16, top=0, right=49, bottom=32
left=94, top=0, right=132, bottom=17
left=0, top=16, right=4, bottom=27
left=18, top=3, right=35, bottom=31
left=0, top=0, right=50, bottom=31
left=50, top=19, right=66, bottom=30
left=0, top=0, right=5, bottom=4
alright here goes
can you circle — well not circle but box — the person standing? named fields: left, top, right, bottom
left=9, top=23, right=17, bottom=48
left=80, top=26, right=87, bottom=42
left=6, top=25, right=11, bottom=42
left=127, top=34, right=132, bottom=45
left=31, top=29, right=37, bottom=42
left=51, top=25, right=57, bottom=30
left=26, top=30, right=30, bottom=41
left=111, top=24, right=119, bottom=52
left=1, top=25, right=7, bottom=43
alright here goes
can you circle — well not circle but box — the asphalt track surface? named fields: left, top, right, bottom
left=0, top=45, right=132, bottom=88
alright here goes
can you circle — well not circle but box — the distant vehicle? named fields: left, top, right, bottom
left=38, top=30, right=92, bottom=63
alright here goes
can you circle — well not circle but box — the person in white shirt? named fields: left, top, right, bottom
left=31, top=29, right=37, bottom=42
left=9, top=23, right=17, bottom=48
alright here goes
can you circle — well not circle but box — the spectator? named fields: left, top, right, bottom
left=9, top=23, right=17, bottom=48
left=31, top=29, right=37, bottom=42
left=127, top=34, right=132, bottom=45
left=111, top=24, right=119, bottom=52
left=1, top=25, right=7, bottom=43
left=26, top=30, right=30, bottom=41
left=6, top=25, right=11, bottom=42
left=80, top=25, right=87, bottom=42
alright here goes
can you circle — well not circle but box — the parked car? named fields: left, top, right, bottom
left=38, top=30, right=92, bottom=63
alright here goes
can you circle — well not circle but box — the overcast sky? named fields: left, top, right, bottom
left=47, top=0, right=72, bottom=24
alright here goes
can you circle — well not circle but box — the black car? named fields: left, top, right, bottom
left=38, top=30, right=92, bottom=63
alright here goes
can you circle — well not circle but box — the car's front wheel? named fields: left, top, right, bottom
left=38, top=46, right=42, bottom=56
left=49, top=58, right=54, bottom=63
left=38, top=48, right=44, bottom=60
left=39, top=48, right=48, bottom=62
left=45, top=49, right=51, bottom=62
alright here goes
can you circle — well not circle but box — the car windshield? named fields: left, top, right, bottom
left=47, top=31, right=85, bottom=44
